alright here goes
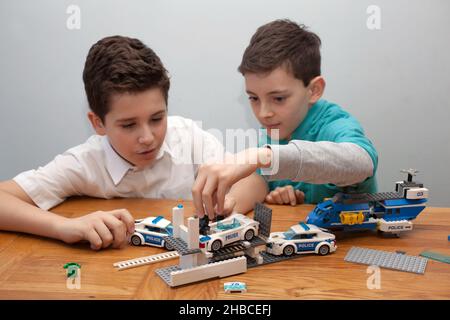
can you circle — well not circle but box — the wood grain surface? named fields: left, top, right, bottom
left=0, top=197, right=448, bottom=299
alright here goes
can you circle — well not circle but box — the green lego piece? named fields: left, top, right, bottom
left=419, top=251, right=450, bottom=264
left=63, top=262, right=81, bottom=278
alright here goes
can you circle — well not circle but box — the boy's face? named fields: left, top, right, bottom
left=244, top=66, right=323, bottom=140
left=89, top=88, right=168, bottom=169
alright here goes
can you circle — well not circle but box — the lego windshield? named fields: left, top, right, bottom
left=217, top=218, right=241, bottom=231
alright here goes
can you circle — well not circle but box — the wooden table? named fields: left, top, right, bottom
left=0, top=197, right=449, bottom=299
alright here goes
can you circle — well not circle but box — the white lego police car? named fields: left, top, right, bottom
left=131, top=216, right=174, bottom=250
left=266, top=222, right=337, bottom=256
left=199, top=213, right=259, bottom=251
left=224, top=282, right=247, bottom=293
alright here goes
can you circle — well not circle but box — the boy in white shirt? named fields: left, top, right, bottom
left=0, top=36, right=265, bottom=250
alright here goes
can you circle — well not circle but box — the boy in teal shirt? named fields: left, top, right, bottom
left=193, top=19, right=378, bottom=218
left=261, top=98, right=378, bottom=204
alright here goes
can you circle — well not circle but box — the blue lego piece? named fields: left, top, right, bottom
left=305, top=169, right=428, bottom=235
left=200, top=235, right=211, bottom=242
left=299, top=222, right=310, bottom=231
left=152, top=215, right=165, bottom=224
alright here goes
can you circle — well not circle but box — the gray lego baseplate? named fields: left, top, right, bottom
left=344, top=247, right=428, bottom=274
left=155, top=265, right=181, bottom=286
left=341, top=192, right=403, bottom=204
left=164, top=236, right=201, bottom=256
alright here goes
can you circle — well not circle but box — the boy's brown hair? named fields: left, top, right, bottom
left=83, top=35, right=170, bottom=121
left=238, top=19, right=321, bottom=86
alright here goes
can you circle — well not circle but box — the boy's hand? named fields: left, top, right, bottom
left=57, top=209, right=135, bottom=250
left=192, top=148, right=272, bottom=219
left=265, top=186, right=305, bottom=206
left=220, top=194, right=237, bottom=217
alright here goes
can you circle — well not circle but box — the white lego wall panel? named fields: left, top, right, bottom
left=187, top=217, right=199, bottom=250
left=170, top=256, right=247, bottom=287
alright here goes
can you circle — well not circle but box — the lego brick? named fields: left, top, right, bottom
left=172, top=205, right=184, bottom=238
left=179, top=225, right=189, bottom=243
left=344, top=247, right=428, bottom=274
left=342, top=192, right=403, bottom=204
left=198, top=215, right=210, bottom=235
left=247, top=251, right=304, bottom=268
left=113, top=251, right=179, bottom=271
left=419, top=251, right=450, bottom=264
left=245, top=245, right=265, bottom=259
left=156, top=256, right=247, bottom=287
left=187, top=217, right=200, bottom=250
left=253, top=203, right=272, bottom=238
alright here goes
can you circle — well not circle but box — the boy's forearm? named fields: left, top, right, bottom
left=228, top=173, right=268, bottom=214
left=0, top=190, right=66, bottom=240
left=261, top=141, right=374, bottom=186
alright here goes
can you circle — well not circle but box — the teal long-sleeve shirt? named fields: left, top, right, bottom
left=258, top=99, right=378, bottom=204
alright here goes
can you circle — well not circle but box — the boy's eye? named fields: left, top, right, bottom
left=248, top=96, right=259, bottom=102
left=274, top=96, right=286, bottom=103
left=121, top=123, right=135, bottom=129
left=151, top=117, right=163, bottom=122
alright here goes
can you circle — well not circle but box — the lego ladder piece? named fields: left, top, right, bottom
left=113, top=251, right=179, bottom=271
left=344, top=247, right=428, bottom=274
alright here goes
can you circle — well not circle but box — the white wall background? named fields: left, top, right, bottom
left=1, top=0, right=449, bottom=205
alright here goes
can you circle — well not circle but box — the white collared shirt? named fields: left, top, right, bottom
left=14, top=116, right=225, bottom=210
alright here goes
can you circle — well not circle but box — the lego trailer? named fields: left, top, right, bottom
left=305, top=169, right=429, bottom=236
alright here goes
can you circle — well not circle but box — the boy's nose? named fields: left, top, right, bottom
left=260, top=103, right=275, bottom=118
left=138, top=127, right=154, bottom=145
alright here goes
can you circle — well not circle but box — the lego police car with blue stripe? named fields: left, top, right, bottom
left=199, top=213, right=259, bottom=251
left=131, top=216, right=174, bottom=250
left=266, top=222, right=337, bottom=256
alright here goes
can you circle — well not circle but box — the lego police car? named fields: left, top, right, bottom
left=224, top=282, right=247, bottom=293
left=199, top=213, right=259, bottom=252
left=131, top=216, right=174, bottom=250
left=266, top=222, right=337, bottom=256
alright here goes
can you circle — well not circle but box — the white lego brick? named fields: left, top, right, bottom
left=196, top=251, right=209, bottom=266
left=406, top=187, right=429, bottom=199
left=172, top=205, right=184, bottom=238
left=187, top=217, right=199, bottom=250
left=179, top=225, right=189, bottom=243
left=378, top=219, right=413, bottom=232
left=256, top=254, right=264, bottom=265
left=179, top=254, right=197, bottom=269
left=181, top=251, right=210, bottom=268
left=245, top=244, right=265, bottom=258
left=113, top=251, right=179, bottom=271
left=169, top=256, right=247, bottom=287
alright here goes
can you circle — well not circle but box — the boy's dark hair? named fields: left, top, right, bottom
left=238, top=19, right=321, bottom=86
left=83, top=35, right=170, bottom=121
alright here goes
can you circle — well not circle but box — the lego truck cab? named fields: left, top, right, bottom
left=305, top=169, right=429, bottom=236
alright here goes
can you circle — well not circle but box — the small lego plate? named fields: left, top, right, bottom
left=224, top=281, right=247, bottom=293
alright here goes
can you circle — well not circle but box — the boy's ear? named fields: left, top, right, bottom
left=307, top=76, right=326, bottom=104
left=87, top=112, right=107, bottom=135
